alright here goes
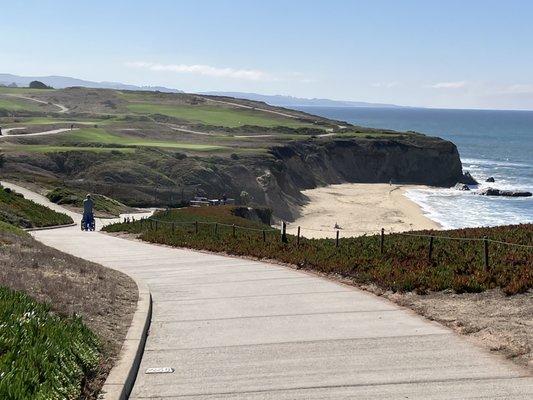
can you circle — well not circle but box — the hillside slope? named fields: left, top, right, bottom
left=0, top=87, right=470, bottom=219
left=0, top=184, right=73, bottom=227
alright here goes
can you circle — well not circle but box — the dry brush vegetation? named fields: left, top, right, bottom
left=0, top=225, right=137, bottom=399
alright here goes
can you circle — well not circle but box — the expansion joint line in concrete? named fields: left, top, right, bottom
left=128, top=376, right=530, bottom=399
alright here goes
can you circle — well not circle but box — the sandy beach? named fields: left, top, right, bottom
left=287, top=183, right=440, bottom=239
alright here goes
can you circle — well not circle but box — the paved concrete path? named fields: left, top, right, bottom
left=4, top=182, right=531, bottom=399
left=0, top=127, right=79, bottom=139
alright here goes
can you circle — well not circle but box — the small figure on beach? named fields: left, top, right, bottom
left=0, top=126, right=2, bottom=136
left=222, top=193, right=227, bottom=205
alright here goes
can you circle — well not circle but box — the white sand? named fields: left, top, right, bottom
left=287, top=183, right=440, bottom=239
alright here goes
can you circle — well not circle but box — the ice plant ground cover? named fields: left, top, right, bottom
left=105, top=207, right=532, bottom=295
left=0, top=287, right=100, bottom=399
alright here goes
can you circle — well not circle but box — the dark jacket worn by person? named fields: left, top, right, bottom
left=83, top=197, right=94, bottom=217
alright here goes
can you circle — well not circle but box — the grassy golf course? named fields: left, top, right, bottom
left=0, top=86, right=459, bottom=219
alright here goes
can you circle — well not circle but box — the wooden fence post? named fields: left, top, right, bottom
left=297, top=226, right=301, bottom=245
left=484, top=236, right=489, bottom=269
left=172, top=222, right=175, bottom=232
left=214, top=223, right=218, bottom=235
left=380, top=228, right=384, bottom=254
left=281, top=222, right=288, bottom=243
left=262, top=229, right=266, bottom=242
left=232, top=224, right=236, bottom=238
left=428, top=236, right=434, bottom=261
left=335, top=230, right=340, bottom=247
left=195, top=221, right=198, bottom=234
left=155, top=220, right=158, bottom=231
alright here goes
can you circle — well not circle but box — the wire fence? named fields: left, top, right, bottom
left=136, top=216, right=279, bottom=236
left=118, top=215, right=532, bottom=270
left=126, top=215, right=533, bottom=248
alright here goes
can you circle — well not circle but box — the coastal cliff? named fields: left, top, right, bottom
left=272, top=136, right=463, bottom=187
left=255, top=135, right=466, bottom=219
left=3, top=135, right=467, bottom=220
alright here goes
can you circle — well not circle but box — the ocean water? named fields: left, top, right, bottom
left=293, top=106, right=533, bottom=229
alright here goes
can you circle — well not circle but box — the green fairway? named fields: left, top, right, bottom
left=5, top=145, right=136, bottom=153
left=128, top=141, right=227, bottom=150
left=335, top=131, right=404, bottom=138
left=62, top=127, right=228, bottom=151
left=61, top=127, right=122, bottom=143
left=126, top=103, right=309, bottom=128
left=2, top=127, right=228, bottom=152
left=0, top=87, right=55, bottom=95
left=11, top=142, right=222, bottom=153
left=7, top=117, right=113, bottom=126
left=0, top=97, right=41, bottom=112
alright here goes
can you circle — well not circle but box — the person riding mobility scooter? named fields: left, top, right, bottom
left=81, top=194, right=95, bottom=231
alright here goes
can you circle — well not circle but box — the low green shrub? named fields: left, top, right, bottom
left=46, top=187, right=127, bottom=216
left=0, top=186, right=73, bottom=228
left=0, top=220, right=29, bottom=237
left=105, top=208, right=532, bottom=295
left=0, top=287, right=100, bottom=399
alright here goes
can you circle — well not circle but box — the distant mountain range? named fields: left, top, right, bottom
left=0, top=73, right=183, bottom=93
left=200, top=92, right=402, bottom=108
left=0, top=73, right=402, bottom=108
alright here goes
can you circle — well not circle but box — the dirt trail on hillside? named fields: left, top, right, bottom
left=5, top=93, right=69, bottom=113
left=0, top=127, right=79, bottom=138
left=205, top=97, right=301, bottom=119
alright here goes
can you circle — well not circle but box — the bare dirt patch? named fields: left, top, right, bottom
left=385, top=289, right=532, bottom=370
left=0, top=229, right=138, bottom=399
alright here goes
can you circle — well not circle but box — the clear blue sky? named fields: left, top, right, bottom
left=2, top=0, right=533, bottom=109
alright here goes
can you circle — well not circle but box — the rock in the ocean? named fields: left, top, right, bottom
left=479, top=188, right=532, bottom=197
left=486, top=177, right=495, bottom=182
left=460, top=171, right=478, bottom=185
left=454, top=183, right=470, bottom=191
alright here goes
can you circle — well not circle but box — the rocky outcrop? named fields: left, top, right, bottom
left=486, top=177, right=495, bottom=182
left=232, top=206, right=272, bottom=225
left=479, top=188, right=532, bottom=197
left=460, top=171, right=478, bottom=185
left=454, top=183, right=470, bottom=191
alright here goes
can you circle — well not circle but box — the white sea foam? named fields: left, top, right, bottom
left=462, top=158, right=530, bottom=168
left=406, top=187, right=532, bottom=229
left=292, top=106, right=533, bottom=230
